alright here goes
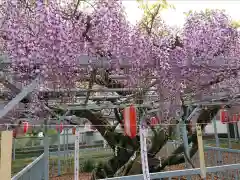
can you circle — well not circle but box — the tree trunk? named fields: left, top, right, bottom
left=88, top=106, right=220, bottom=179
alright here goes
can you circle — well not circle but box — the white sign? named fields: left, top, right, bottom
left=140, top=125, right=150, bottom=180
left=74, top=127, right=80, bottom=180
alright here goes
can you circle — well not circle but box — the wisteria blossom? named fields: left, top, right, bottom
left=1, top=1, right=240, bottom=119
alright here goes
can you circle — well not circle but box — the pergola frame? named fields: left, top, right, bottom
left=0, top=55, right=239, bottom=179
left=0, top=55, right=240, bottom=121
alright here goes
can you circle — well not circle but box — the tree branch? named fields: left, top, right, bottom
left=153, top=106, right=220, bottom=172
left=84, top=69, right=96, bottom=105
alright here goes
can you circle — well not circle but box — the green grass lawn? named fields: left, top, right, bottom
left=12, top=158, right=35, bottom=175
left=12, top=149, right=113, bottom=176
left=13, top=140, right=240, bottom=177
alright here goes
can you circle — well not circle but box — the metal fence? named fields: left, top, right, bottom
left=102, top=164, right=240, bottom=180
left=49, top=147, right=113, bottom=177
left=192, top=146, right=240, bottom=167
left=11, top=146, right=240, bottom=180
left=11, top=154, right=44, bottom=180
left=12, top=131, right=105, bottom=160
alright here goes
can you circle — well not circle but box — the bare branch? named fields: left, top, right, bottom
left=148, top=4, right=161, bottom=35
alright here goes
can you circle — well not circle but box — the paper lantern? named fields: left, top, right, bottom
left=23, top=122, right=29, bottom=133
left=60, top=123, right=63, bottom=132
left=150, top=117, right=159, bottom=127
left=123, top=105, right=137, bottom=138
left=56, top=123, right=64, bottom=133
left=72, top=127, right=76, bottom=135
left=220, top=109, right=228, bottom=124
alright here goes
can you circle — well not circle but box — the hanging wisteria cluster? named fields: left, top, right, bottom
left=1, top=0, right=240, bottom=122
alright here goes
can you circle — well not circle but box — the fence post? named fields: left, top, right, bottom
left=44, top=120, right=49, bottom=180
left=213, top=116, right=222, bottom=164
left=182, top=107, right=191, bottom=173
left=226, top=124, right=232, bottom=148
left=233, top=123, right=238, bottom=141
left=182, top=122, right=191, bottom=180
left=196, top=124, right=206, bottom=179
left=12, top=137, right=16, bottom=161
left=74, top=127, right=80, bottom=180
left=66, top=128, right=69, bottom=151
left=57, top=126, right=61, bottom=176
left=63, top=129, right=66, bottom=161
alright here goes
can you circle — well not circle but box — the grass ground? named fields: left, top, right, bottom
left=12, top=140, right=240, bottom=178
left=12, top=149, right=113, bottom=176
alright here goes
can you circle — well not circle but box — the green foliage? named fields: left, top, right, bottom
left=136, top=0, right=174, bottom=35
left=231, top=20, right=240, bottom=29
left=137, top=0, right=174, bottom=12
left=183, top=10, right=193, bottom=17
left=80, top=159, right=96, bottom=172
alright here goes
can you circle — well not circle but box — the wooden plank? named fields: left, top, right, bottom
left=196, top=124, right=206, bottom=179
left=0, top=130, right=13, bottom=180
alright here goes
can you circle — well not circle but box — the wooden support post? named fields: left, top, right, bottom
left=196, top=124, right=206, bottom=179
left=0, top=130, right=13, bottom=180
left=74, top=127, right=80, bottom=180
left=44, top=120, right=49, bottom=180
left=213, top=117, right=222, bottom=164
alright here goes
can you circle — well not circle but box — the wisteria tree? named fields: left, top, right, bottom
left=1, top=0, right=240, bottom=179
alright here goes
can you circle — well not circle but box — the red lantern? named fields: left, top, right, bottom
left=220, top=109, right=228, bottom=124
left=150, top=117, right=159, bottom=127
left=123, top=105, right=137, bottom=138
left=72, top=127, right=76, bottom=135
left=56, top=123, right=64, bottom=133
left=60, top=123, right=63, bottom=132
left=232, top=114, right=237, bottom=123
left=23, top=122, right=29, bottom=133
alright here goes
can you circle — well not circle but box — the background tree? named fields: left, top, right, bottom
left=0, top=1, right=240, bottom=179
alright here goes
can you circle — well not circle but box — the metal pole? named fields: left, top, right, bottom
left=12, top=138, right=15, bottom=161
left=226, top=123, right=232, bottom=148
left=41, top=87, right=158, bottom=93
left=57, top=111, right=69, bottom=175
left=139, top=111, right=150, bottom=180
left=44, top=119, right=49, bottom=180
left=213, top=117, right=222, bottom=164
left=67, top=104, right=156, bottom=110
left=66, top=128, right=69, bottom=151
left=233, top=123, right=238, bottom=141
left=57, top=125, right=61, bottom=176
left=182, top=123, right=190, bottom=170
left=74, top=127, right=80, bottom=180
left=66, top=128, right=69, bottom=169
left=63, top=129, right=66, bottom=163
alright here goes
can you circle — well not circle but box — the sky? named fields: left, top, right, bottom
left=122, top=1, right=240, bottom=27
